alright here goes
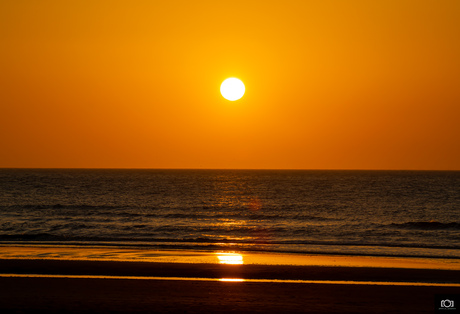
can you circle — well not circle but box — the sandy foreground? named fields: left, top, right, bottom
left=0, top=247, right=459, bottom=313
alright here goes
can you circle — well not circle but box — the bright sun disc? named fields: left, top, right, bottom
left=220, top=78, right=245, bottom=101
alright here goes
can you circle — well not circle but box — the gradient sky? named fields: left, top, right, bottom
left=1, top=1, right=459, bottom=170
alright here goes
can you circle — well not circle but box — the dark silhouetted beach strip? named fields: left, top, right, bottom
left=1, top=257, right=460, bottom=313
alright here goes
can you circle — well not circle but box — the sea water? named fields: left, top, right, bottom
left=0, top=169, right=459, bottom=258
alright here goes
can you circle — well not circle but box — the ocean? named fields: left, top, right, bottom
left=0, top=169, right=459, bottom=258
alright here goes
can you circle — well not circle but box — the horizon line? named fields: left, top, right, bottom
left=0, top=167, right=459, bottom=172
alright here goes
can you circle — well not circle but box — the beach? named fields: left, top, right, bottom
left=0, top=247, right=459, bottom=313
left=1, top=169, right=459, bottom=313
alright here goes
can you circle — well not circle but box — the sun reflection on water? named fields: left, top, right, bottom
left=216, top=252, right=244, bottom=265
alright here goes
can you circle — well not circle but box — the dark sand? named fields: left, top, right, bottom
left=1, top=258, right=459, bottom=313
left=1, top=276, right=459, bottom=313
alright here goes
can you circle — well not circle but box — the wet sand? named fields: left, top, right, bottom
left=1, top=258, right=460, bottom=284
left=0, top=248, right=459, bottom=313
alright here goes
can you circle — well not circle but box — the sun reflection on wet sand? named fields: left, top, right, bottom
left=1, top=246, right=459, bottom=270
left=216, top=253, right=244, bottom=265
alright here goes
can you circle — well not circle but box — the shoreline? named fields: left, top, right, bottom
left=0, top=245, right=459, bottom=270
left=1, top=246, right=459, bottom=285
left=2, top=239, right=460, bottom=260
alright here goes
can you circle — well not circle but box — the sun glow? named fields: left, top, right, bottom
left=220, top=78, right=245, bottom=101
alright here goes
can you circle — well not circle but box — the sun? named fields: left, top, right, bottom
left=220, top=78, right=245, bottom=101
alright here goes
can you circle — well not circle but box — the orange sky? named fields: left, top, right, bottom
left=1, top=1, right=459, bottom=170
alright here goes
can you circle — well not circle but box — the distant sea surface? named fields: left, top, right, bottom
left=0, top=169, right=459, bottom=258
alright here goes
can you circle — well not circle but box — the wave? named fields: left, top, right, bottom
left=142, top=212, right=338, bottom=222
left=0, top=205, right=338, bottom=222
left=1, top=204, right=168, bottom=211
left=1, top=235, right=460, bottom=259
left=390, top=221, right=460, bottom=230
left=1, top=204, right=126, bottom=211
